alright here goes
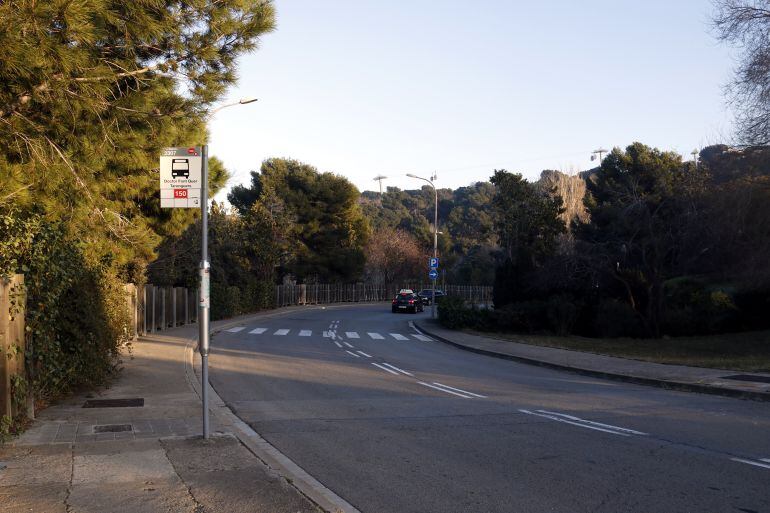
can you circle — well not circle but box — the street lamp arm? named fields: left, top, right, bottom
left=210, top=97, right=258, bottom=116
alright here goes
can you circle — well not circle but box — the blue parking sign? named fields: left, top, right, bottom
left=429, top=257, right=439, bottom=269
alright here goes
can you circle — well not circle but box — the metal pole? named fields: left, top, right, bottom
left=432, top=184, right=437, bottom=319
left=199, top=144, right=211, bottom=439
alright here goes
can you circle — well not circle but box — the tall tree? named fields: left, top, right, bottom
left=0, top=0, right=276, bottom=276
left=230, top=158, right=371, bottom=283
left=579, top=143, right=705, bottom=337
left=713, top=1, right=770, bottom=144
left=490, top=170, right=565, bottom=306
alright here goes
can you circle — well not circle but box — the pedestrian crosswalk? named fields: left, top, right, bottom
left=225, top=327, right=433, bottom=342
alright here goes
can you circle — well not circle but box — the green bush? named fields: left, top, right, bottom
left=547, top=294, right=579, bottom=336
left=0, top=211, right=131, bottom=405
left=593, top=299, right=644, bottom=338
left=492, top=300, right=548, bottom=333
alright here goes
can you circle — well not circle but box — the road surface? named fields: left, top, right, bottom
left=210, top=304, right=770, bottom=513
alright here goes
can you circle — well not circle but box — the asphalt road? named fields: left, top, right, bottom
left=210, top=304, right=770, bottom=513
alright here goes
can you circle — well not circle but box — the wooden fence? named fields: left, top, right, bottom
left=0, top=275, right=27, bottom=420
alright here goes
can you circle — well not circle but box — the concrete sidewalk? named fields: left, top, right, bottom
left=415, top=319, right=770, bottom=401
left=0, top=309, right=350, bottom=513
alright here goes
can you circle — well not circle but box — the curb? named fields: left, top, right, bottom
left=181, top=307, right=361, bottom=513
left=414, top=321, right=770, bottom=403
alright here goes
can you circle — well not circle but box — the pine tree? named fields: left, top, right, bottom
left=0, top=0, right=276, bottom=276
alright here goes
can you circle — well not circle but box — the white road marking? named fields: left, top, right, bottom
left=412, top=334, right=433, bottom=342
left=248, top=328, right=267, bottom=335
left=519, top=409, right=633, bottom=436
left=345, top=332, right=360, bottom=338
left=372, top=363, right=400, bottom=375
left=381, top=363, right=413, bottom=376
left=299, top=330, right=312, bottom=337
left=274, top=329, right=290, bottom=336
left=536, top=410, right=647, bottom=436
left=417, top=381, right=474, bottom=398
left=432, top=382, right=486, bottom=398
left=342, top=341, right=354, bottom=349
left=761, top=458, right=770, bottom=463
left=346, top=350, right=361, bottom=358
left=389, top=333, right=408, bottom=340
left=731, top=458, right=770, bottom=470
left=334, top=341, right=343, bottom=348
left=368, top=332, right=385, bottom=340
left=225, top=327, right=245, bottom=333
left=356, top=351, right=372, bottom=358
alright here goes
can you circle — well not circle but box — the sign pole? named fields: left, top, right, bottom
left=199, top=144, right=211, bottom=439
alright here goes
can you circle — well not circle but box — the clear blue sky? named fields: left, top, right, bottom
left=210, top=0, right=735, bottom=201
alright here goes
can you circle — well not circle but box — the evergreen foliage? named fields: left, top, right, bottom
left=228, top=158, right=370, bottom=283
left=0, top=1, right=275, bottom=404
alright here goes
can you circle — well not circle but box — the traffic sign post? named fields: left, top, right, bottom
left=159, top=145, right=210, bottom=439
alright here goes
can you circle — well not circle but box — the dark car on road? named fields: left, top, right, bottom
left=391, top=292, right=424, bottom=314
left=418, top=289, right=446, bottom=305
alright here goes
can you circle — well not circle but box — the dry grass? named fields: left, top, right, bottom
left=465, top=329, right=770, bottom=372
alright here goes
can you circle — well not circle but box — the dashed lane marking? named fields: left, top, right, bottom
left=274, top=329, right=290, bottom=336
left=356, top=351, right=372, bottom=358
left=417, top=381, right=475, bottom=399
left=248, top=328, right=267, bottom=335
left=342, top=341, right=354, bottom=349
left=372, top=363, right=401, bottom=375
left=367, top=332, right=385, bottom=340
left=432, top=382, right=486, bottom=398
left=225, top=327, right=245, bottom=333
left=345, top=332, right=360, bottom=338
left=518, top=409, right=646, bottom=437
left=299, top=330, right=312, bottom=336
left=346, top=350, right=361, bottom=358
left=412, top=334, right=433, bottom=342
left=333, top=341, right=343, bottom=348
left=731, top=458, right=770, bottom=470
left=390, top=333, right=408, bottom=340
left=381, top=363, right=413, bottom=376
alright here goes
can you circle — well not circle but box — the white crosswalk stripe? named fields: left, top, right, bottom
left=345, top=332, right=360, bottom=338
left=367, top=332, right=384, bottom=340
left=225, top=327, right=245, bottom=333
left=389, top=333, right=408, bottom=340
left=274, top=329, right=290, bottom=336
left=299, top=330, right=312, bottom=336
left=412, top=334, right=433, bottom=342
left=249, top=328, right=267, bottom=335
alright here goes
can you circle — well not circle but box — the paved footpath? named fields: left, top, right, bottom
left=0, top=309, right=344, bottom=513
left=415, top=318, right=770, bottom=401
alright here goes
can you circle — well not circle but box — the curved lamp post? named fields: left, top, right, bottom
left=406, top=173, right=438, bottom=319
left=199, top=97, right=257, bottom=439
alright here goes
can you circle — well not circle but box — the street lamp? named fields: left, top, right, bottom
left=199, top=96, right=258, bottom=439
left=373, top=175, right=388, bottom=197
left=406, top=173, right=439, bottom=319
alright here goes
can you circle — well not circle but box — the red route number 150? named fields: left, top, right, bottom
left=173, top=189, right=188, bottom=199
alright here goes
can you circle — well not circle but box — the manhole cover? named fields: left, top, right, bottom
left=93, top=424, right=133, bottom=433
left=722, top=374, right=770, bottom=384
left=82, top=398, right=144, bottom=408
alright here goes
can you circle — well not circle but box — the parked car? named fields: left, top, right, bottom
left=418, top=289, right=446, bottom=305
left=391, top=292, right=424, bottom=314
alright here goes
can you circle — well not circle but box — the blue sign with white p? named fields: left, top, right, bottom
left=429, top=269, right=438, bottom=280
left=429, top=257, right=439, bottom=269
